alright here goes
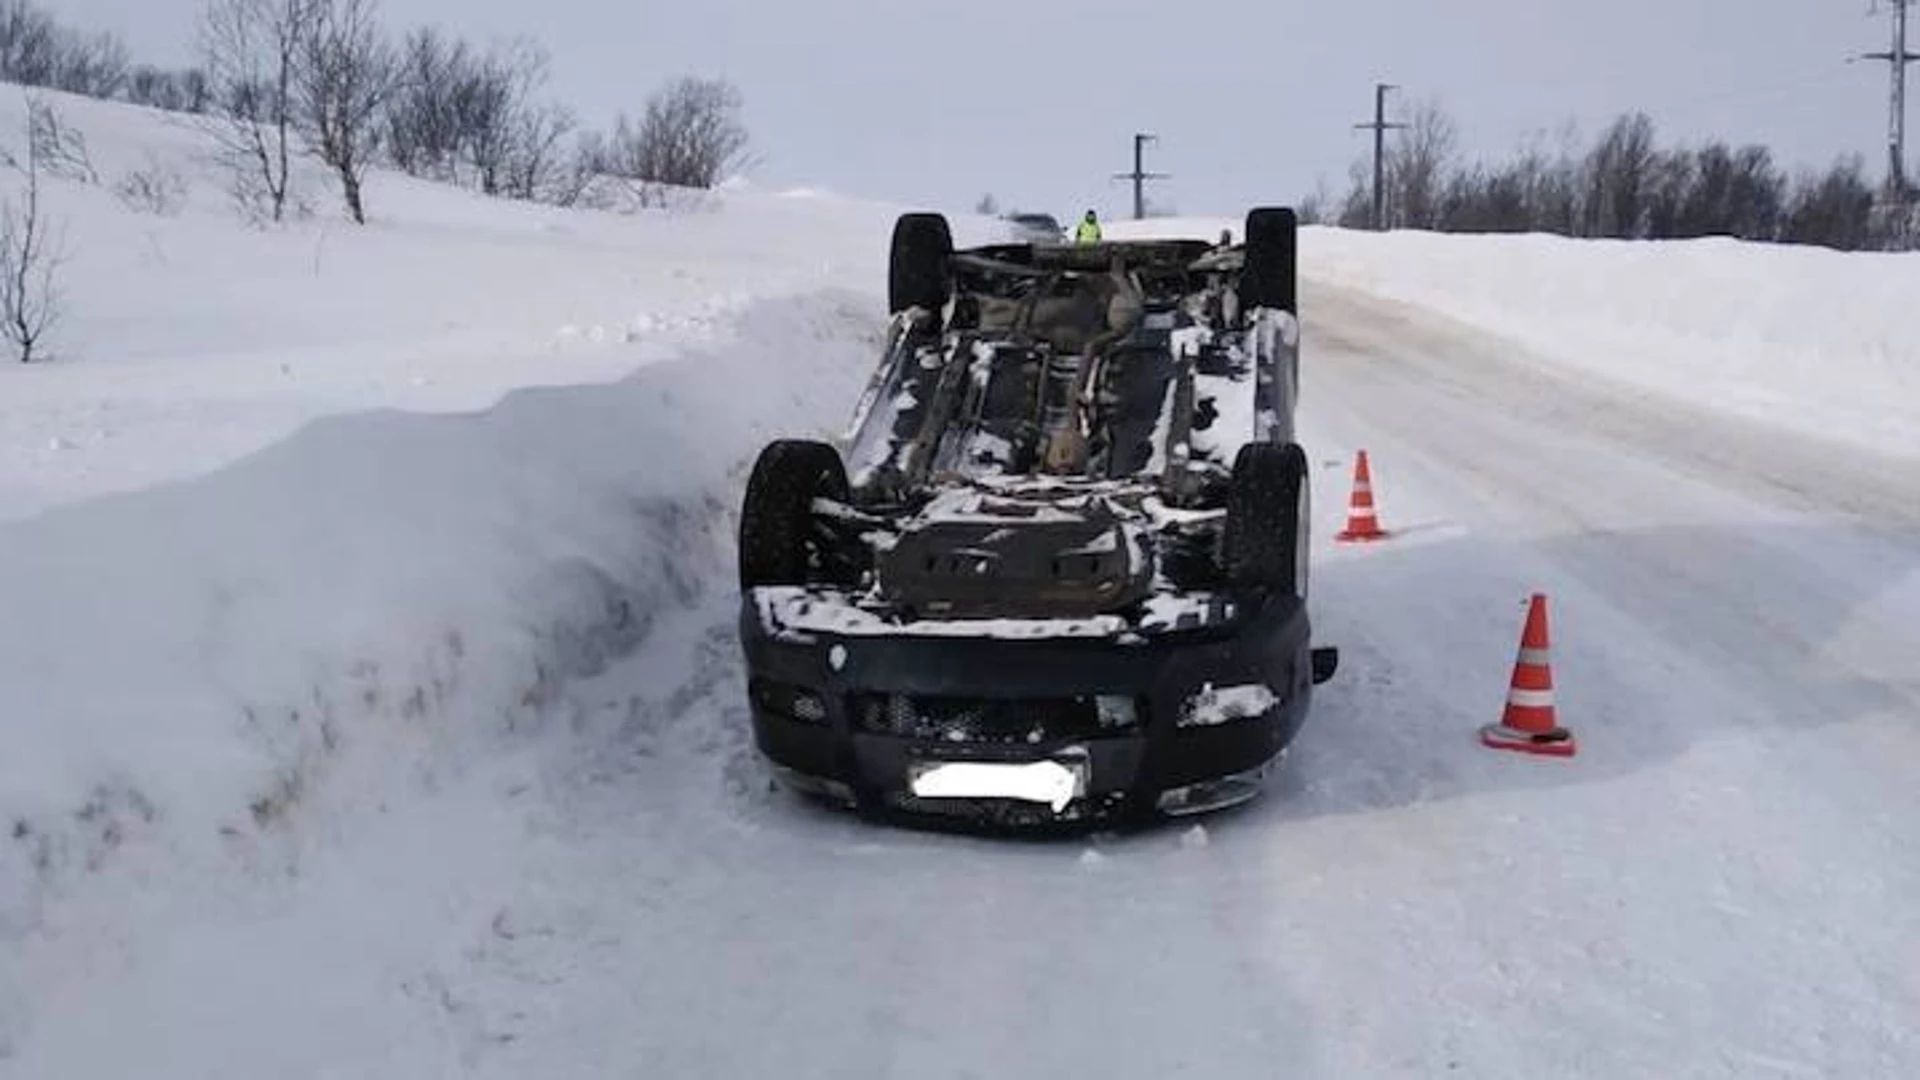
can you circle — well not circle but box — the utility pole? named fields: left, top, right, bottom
left=1111, top=133, right=1168, bottom=220
left=1861, top=0, right=1918, bottom=199
left=1352, top=83, right=1406, bottom=230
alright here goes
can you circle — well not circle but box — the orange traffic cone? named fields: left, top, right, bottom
left=1335, top=450, right=1389, bottom=542
left=1480, top=593, right=1576, bottom=757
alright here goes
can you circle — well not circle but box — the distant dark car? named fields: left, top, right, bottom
left=1003, top=212, right=1065, bottom=242
left=735, top=206, right=1339, bottom=831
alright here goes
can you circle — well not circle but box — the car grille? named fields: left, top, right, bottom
left=849, top=692, right=1139, bottom=744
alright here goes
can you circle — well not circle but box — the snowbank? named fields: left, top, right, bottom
left=1104, top=215, right=1920, bottom=460
left=1309, top=228, right=1920, bottom=459
left=0, top=85, right=1003, bottom=1040
left=0, top=289, right=883, bottom=965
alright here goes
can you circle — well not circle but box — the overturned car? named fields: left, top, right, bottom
left=735, top=206, right=1339, bottom=829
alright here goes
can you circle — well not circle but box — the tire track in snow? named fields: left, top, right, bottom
left=1273, top=278, right=1920, bottom=1075
left=1299, top=279, right=1920, bottom=750
left=450, top=596, right=1333, bottom=1077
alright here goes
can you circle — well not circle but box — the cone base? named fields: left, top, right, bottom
left=1478, top=722, right=1577, bottom=758
left=1336, top=527, right=1390, bottom=543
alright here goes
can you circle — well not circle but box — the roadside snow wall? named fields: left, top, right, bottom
left=1303, top=227, right=1920, bottom=460
left=0, top=292, right=881, bottom=953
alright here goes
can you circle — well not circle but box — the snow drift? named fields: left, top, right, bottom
left=1106, top=216, right=1920, bottom=461
left=0, top=290, right=884, bottom=1035
left=1305, top=227, right=1920, bottom=459
left=0, top=83, right=1016, bottom=1051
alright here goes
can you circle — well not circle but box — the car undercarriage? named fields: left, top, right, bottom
left=734, top=207, right=1338, bottom=830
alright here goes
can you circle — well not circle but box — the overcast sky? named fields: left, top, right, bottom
left=55, top=0, right=1905, bottom=220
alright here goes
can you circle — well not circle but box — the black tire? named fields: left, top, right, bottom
left=1240, top=206, right=1297, bottom=316
left=1222, top=441, right=1309, bottom=598
left=889, top=212, right=953, bottom=316
left=738, top=439, right=851, bottom=588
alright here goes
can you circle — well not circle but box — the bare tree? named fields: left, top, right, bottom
left=0, top=99, right=66, bottom=362
left=456, top=38, right=535, bottom=195
left=0, top=0, right=59, bottom=87
left=1327, top=97, right=1911, bottom=250
left=1581, top=112, right=1659, bottom=238
left=975, top=192, right=998, bottom=215
left=383, top=25, right=469, bottom=180
left=128, top=65, right=179, bottom=109
left=199, top=0, right=317, bottom=224
left=1782, top=155, right=1877, bottom=250
left=126, top=65, right=214, bottom=114
left=297, top=0, right=396, bottom=223
left=1336, top=157, right=1375, bottom=229
left=50, top=28, right=128, bottom=98
left=609, top=75, right=750, bottom=189
left=1296, top=176, right=1333, bottom=225
left=503, top=99, right=574, bottom=201
left=382, top=29, right=573, bottom=201
left=1386, top=98, right=1458, bottom=230
left=181, top=67, right=214, bottom=113
left=543, top=127, right=606, bottom=208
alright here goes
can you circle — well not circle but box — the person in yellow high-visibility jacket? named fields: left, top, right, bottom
left=1073, top=209, right=1102, bottom=243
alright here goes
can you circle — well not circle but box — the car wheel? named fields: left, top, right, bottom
left=1223, top=441, right=1308, bottom=598
left=738, top=439, right=852, bottom=588
left=889, top=212, right=953, bottom=316
left=1240, top=206, right=1297, bottom=316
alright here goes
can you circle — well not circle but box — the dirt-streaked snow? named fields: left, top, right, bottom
left=6, top=92, right=1920, bottom=1079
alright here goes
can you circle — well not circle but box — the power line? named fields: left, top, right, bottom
left=1860, top=0, right=1917, bottom=197
left=1353, top=83, right=1407, bottom=231
left=1111, top=133, right=1169, bottom=220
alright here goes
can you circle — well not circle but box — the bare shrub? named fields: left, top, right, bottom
left=0, top=102, right=67, bottom=362
left=600, top=76, right=750, bottom=190
left=24, top=97, right=95, bottom=184
left=113, top=153, right=190, bottom=215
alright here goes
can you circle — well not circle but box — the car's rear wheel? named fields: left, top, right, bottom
left=1239, top=206, right=1297, bottom=316
left=889, top=212, right=953, bottom=316
left=1222, top=441, right=1308, bottom=599
left=738, top=439, right=852, bottom=588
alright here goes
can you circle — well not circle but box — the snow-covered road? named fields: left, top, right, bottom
left=461, top=281, right=1920, bottom=1078
left=14, top=276, right=1919, bottom=1079
left=1291, top=282, right=1920, bottom=1075
left=520, top=280, right=1920, bottom=1078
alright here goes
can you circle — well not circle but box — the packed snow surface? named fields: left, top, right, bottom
left=5, top=92, right=1920, bottom=1078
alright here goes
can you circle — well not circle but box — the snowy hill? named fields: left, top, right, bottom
left=0, top=87, right=1000, bottom=518
left=6, top=88, right=1920, bottom=1079
left=0, top=84, right=1003, bottom=1063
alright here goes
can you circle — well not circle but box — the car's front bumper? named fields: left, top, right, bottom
left=739, top=589, right=1319, bottom=828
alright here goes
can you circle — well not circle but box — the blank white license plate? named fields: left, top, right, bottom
left=908, top=756, right=1088, bottom=811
